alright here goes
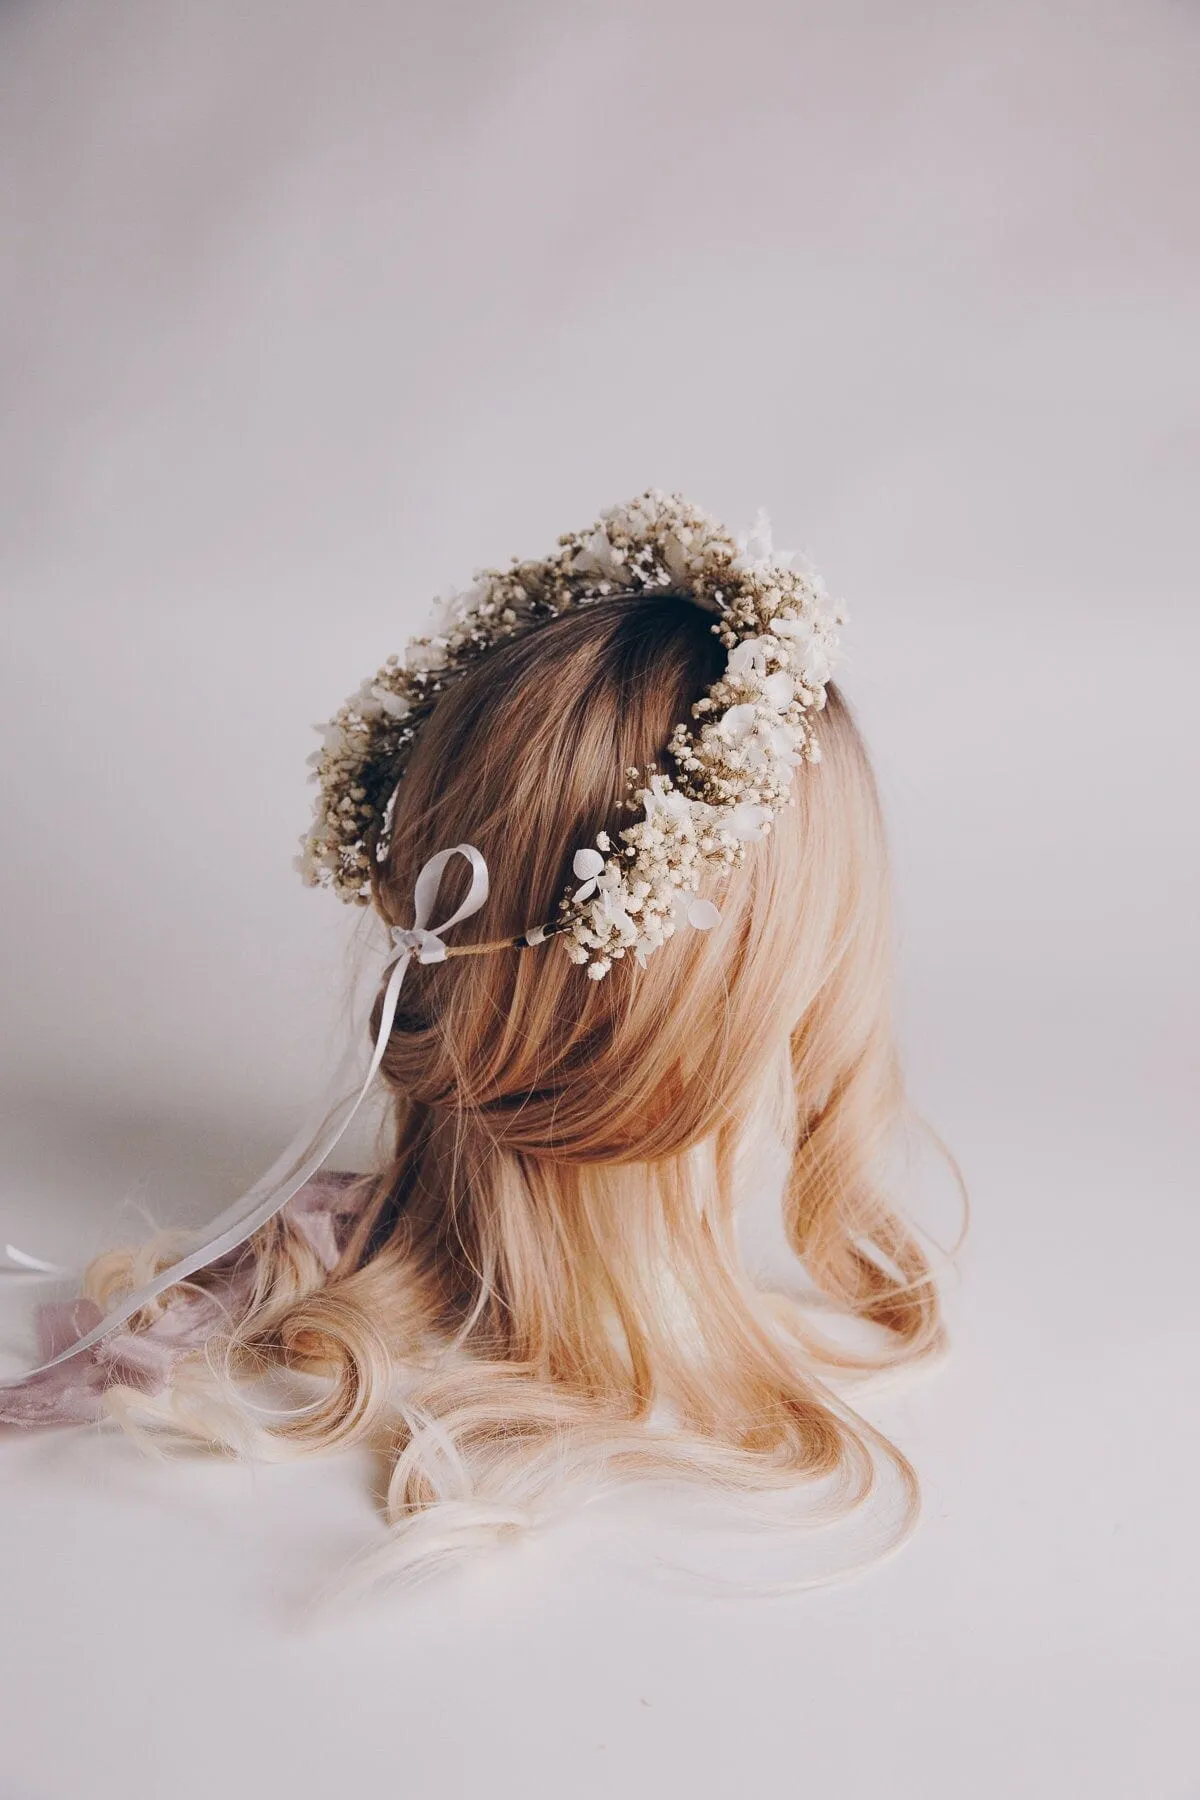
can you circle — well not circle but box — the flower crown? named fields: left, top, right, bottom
left=298, top=491, right=843, bottom=979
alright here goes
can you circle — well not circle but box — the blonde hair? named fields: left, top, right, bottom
left=89, top=594, right=947, bottom=1584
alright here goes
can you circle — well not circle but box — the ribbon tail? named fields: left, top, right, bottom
left=2, top=1245, right=68, bottom=1277
left=0, top=948, right=414, bottom=1388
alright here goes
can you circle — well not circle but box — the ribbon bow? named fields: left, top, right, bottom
left=0, top=844, right=490, bottom=1386
left=386, top=844, right=489, bottom=967
left=391, top=927, right=447, bottom=964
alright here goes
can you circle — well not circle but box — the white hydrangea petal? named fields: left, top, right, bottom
left=727, top=802, right=771, bottom=841
left=371, top=685, right=411, bottom=719
left=720, top=704, right=758, bottom=744
left=661, top=532, right=693, bottom=582
left=572, top=527, right=622, bottom=577
left=801, top=645, right=832, bottom=686
left=770, top=614, right=814, bottom=643
left=406, top=640, right=449, bottom=673
left=573, top=848, right=605, bottom=880
left=733, top=507, right=772, bottom=568
left=767, top=723, right=801, bottom=766
left=687, top=899, right=721, bottom=931
left=727, top=636, right=772, bottom=678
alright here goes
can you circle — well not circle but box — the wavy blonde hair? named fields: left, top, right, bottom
left=89, top=594, right=946, bottom=1583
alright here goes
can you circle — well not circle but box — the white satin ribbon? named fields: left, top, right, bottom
left=2, top=1244, right=67, bottom=1276
left=0, top=843, right=490, bottom=1386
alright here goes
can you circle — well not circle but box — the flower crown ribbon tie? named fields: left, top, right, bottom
left=0, top=844, right=490, bottom=1387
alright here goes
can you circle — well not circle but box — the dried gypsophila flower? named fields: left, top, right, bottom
left=298, top=491, right=842, bottom=980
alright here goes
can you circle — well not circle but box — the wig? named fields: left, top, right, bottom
left=5, top=584, right=948, bottom=1585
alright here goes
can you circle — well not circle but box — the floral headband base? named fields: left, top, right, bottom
left=299, top=491, right=843, bottom=979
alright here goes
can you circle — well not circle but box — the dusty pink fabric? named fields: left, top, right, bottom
left=0, top=1168, right=367, bottom=1429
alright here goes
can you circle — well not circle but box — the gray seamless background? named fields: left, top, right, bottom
left=1, top=4, right=1196, bottom=1798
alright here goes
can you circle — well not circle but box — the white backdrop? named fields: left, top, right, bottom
left=1, top=4, right=1197, bottom=1798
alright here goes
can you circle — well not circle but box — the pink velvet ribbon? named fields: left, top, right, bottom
left=0, top=1170, right=365, bottom=1426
